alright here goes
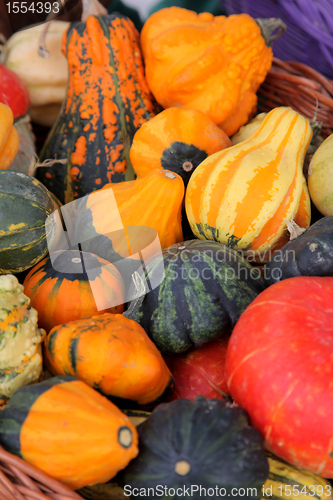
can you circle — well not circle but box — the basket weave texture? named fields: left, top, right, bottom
left=0, top=445, right=85, bottom=500
left=222, top=0, right=333, bottom=79
left=258, top=58, right=333, bottom=137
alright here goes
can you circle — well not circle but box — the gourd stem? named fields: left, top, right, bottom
left=182, top=161, right=193, bottom=172
left=81, top=0, right=107, bottom=21
left=286, top=219, right=306, bottom=240
left=256, top=18, right=287, bottom=46
left=123, top=271, right=147, bottom=322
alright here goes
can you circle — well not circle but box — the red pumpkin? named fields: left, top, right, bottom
left=225, top=276, right=333, bottom=477
left=0, top=64, right=30, bottom=119
left=164, top=337, right=230, bottom=401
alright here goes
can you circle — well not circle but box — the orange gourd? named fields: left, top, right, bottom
left=130, top=107, right=231, bottom=186
left=23, top=250, right=125, bottom=332
left=140, top=8, right=285, bottom=136
left=0, top=103, right=19, bottom=169
left=44, top=313, right=174, bottom=406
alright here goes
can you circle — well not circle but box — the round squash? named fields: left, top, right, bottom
left=0, top=171, right=56, bottom=274
left=44, top=313, right=174, bottom=407
left=185, top=107, right=312, bottom=262
left=130, top=107, right=231, bottom=186
left=23, top=250, right=125, bottom=332
left=308, top=133, right=333, bottom=216
left=125, top=239, right=266, bottom=353
left=0, top=376, right=138, bottom=489
left=225, top=275, right=333, bottom=477
left=123, top=397, right=269, bottom=496
left=264, top=217, right=333, bottom=285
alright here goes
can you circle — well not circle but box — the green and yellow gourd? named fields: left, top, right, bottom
left=37, top=1, right=157, bottom=204
left=185, top=107, right=312, bottom=262
left=0, top=274, right=45, bottom=400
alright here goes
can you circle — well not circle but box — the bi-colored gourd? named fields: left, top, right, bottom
left=74, top=169, right=184, bottom=291
left=125, top=240, right=266, bottom=353
left=37, top=5, right=157, bottom=204
left=185, top=107, right=312, bottom=262
left=0, top=376, right=138, bottom=489
left=44, top=314, right=174, bottom=406
left=23, top=250, right=125, bottom=332
left=130, top=107, right=231, bottom=186
left=0, top=64, right=30, bottom=120
left=307, top=132, right=333, bottom=216
left=0, top=171, right=56, bottom=274
left=140, top=7, right=285, bottom=136
left=0, top=274, right=45, bottom=400
left=123, top=397, right=269, bottom=493
left=225, top=275, right=333, bottom=477
left=0, top=103, right=19, bottom=170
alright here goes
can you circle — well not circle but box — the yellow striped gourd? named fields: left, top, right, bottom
left=185, top=107, right=312, bottom=262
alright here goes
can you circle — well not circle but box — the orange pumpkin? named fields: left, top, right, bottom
left=44, top=313, right=174, bottom=406
left=140, top=8, right=284, bottom=136
left=130, top=107, right=231, bottom=186
left=23, top=250, right=125, bottom=332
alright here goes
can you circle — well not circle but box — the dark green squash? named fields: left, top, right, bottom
left=0, top=171, right=56, bottom=274
left=122, top=397, right=269, bottom=499
left=265, top=217, right=333, bottom=285
left=37, top=10, right=157, bottom=204
left=125, top=240, right=267, bottom=353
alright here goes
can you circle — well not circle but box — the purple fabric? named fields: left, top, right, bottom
left=222, top=0, right=333, bottom=79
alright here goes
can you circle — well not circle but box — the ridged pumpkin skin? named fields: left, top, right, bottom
left=44, top=314, right=174, bottom=406
left=0, top=171, right=56, bottom=274
left=0, top=103, right=19, bottom=170
left=123, top=397, right=269, bottom=495
left=23, top=250, right=125, bottom=332
left=126, top=239, right=267, bottom=353
left=265, top=217, right=333, bottom=285
left=75, top=170, right=184, bottom=290
left=225, top=276, right=333, bottom=477
left=37, top=13, right=157, bottom=204
left=140, top=8, right=274, bottom=136
left=130, top=107, right=231, bottom=186
left=185, top=107, right=312, bottom=262
left=0, top=376, right=138, bottom=489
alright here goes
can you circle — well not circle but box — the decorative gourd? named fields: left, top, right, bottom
left=123, top=397, right=269, bottom=494
left=185, top=107, right=312, bottom=262
left=0, top=274, right=45, bottom=400
left=164, top=337, right=230, bottom=401
left=44, top=313, right=174, bottom=406
left=0, top=103, right=19, bottom=170
left=0, top=64, right=30, bottom=120
left=262, top=454, right=332, bottom=500
left=125, top=240, right=266, bottom=353
left=231, top=113, right=267, bottom=145
left=23, top=250, right=125, bottom=332
left=130, top=107, right=231, bottom=186
left=74, top=169, right=184, bottom=291
left=4, top=21, right=69, bottom=127
left=225, top=275, right=333, bottom=477
left=0, top=171, right=56, bottom=274
left=308, top=133, right=333, bottom=216
left=37, top=3, right=158, bottom=204
left=265, top=217, right=333, bottom=285
left=140, top=8, right=285, bottom=136
left=0, top=376, right=138, bottom=489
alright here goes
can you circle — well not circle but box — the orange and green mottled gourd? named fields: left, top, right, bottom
left=185, top=107, right=312, bottom=262
left=37, top=12, right=157, bottom=204
left=140, top=8, right=284, bottom=136
left=44, top=314, right=174, bottom=406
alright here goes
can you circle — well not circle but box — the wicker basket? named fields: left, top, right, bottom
left=221, top=0, right=333, bottom=79
left=257, top=57, right=333, bottom=138
left=0, top=445, right=85, bottom=500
